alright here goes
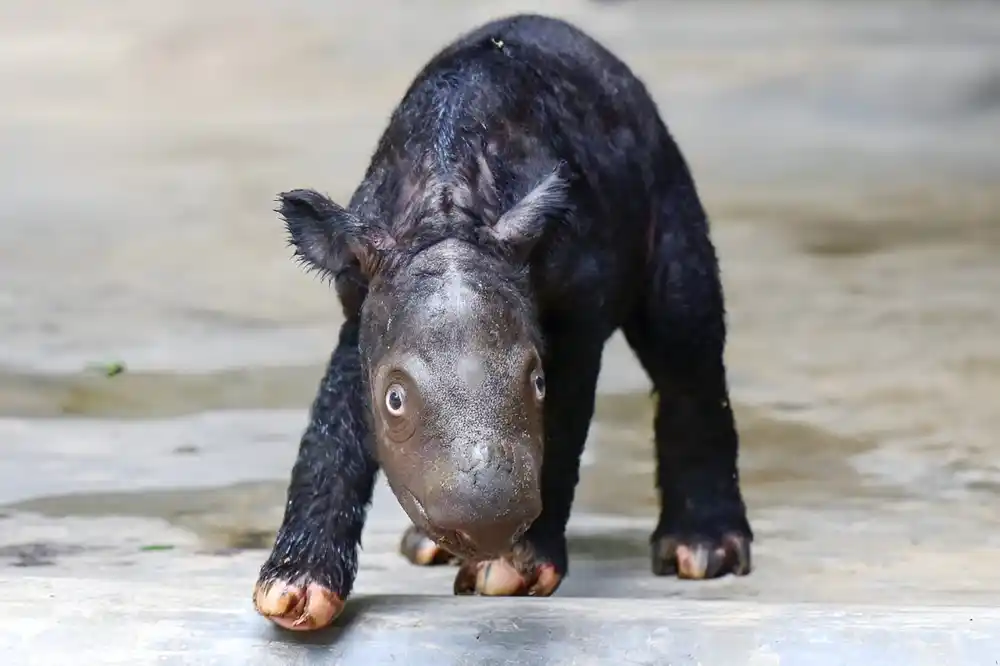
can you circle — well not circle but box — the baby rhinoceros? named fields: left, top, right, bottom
left=254, top=13, right=752, bottom=631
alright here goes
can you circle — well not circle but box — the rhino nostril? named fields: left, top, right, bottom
left=443, top=519, right=527, bottom=557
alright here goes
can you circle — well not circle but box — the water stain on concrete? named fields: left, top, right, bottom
left=3, top=391, right=889, bottom=562
left=7, top=481, right=287, bottom=552
left=0, top=365, right=321, bottom=419
left=0, top=542, right=91, bottom=568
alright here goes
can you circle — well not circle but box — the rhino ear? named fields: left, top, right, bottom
left=277, top=189, right=388, bottom=280
left=489, top=168, right=571, bottom=261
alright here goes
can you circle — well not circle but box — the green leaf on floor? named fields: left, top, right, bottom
left=86, top=360, right=127, bottom=377
left=101, top=361, right=127, bottom=377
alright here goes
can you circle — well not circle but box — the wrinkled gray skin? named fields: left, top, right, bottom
left=359, top=239, right=546, bottom=557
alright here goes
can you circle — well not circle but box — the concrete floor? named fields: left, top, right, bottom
left=2, top=0, right=999, bottom=663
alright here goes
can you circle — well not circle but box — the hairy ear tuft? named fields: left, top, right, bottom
left=277, top=189, right=386, bottom=280
left=489, top=167, right=571, bottom=261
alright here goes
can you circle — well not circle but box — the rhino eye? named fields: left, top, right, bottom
left=385, top=383, right=407, bottom=416
left=531, top=370, right=545, bottom=400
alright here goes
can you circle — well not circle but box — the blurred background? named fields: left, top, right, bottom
left=1, top=0, right=999, bottom=606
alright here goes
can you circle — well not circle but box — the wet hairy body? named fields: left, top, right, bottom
left=253, top=13, right=752, bottom=631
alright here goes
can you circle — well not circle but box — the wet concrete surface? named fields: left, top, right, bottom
left=2, top=0, right=1000, bottom=662
left=6, top=577, right=1000, bottom=666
